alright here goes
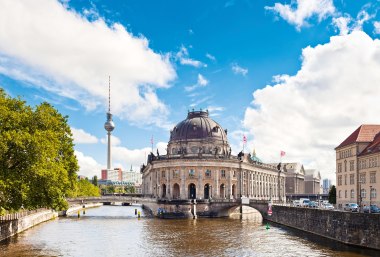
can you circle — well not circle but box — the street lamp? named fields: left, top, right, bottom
left=359, top=179, right=362, bottom=212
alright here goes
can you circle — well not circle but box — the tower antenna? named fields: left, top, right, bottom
left=108, top=75, right=111, bottom=113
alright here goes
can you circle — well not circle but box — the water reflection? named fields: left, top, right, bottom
left=0, top=205, right=378, bottom=257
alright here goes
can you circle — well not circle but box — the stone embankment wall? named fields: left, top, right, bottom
left=0, top=210, right=57, bottom=242
left=62, top=203, right=102, bottom=216
left=267, top=206, right=380, bottom=250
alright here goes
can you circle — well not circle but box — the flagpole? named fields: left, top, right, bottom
left=151, top=135, right=153, bottom=153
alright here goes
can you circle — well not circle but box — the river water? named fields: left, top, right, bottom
left=0, top=205, right=378, bottom=257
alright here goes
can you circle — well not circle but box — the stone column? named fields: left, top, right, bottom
left=228, top=169, right=232, bottom=199
left=214, top=168, right=219, bottom=198
left=198, top=168, right=203, bottom=200
left=166, top=170, right=170, bottom=199
left=180, top=168, right=186, bottom=199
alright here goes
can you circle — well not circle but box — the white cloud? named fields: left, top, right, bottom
left=112, top=141, right=167, bottom=170
left=265, top=0, right=335, bottom=31
left=185, top=74, right=209, bottom=92
left=374, top=21, right=380, bottom=34
left=332, top=9, right=375, bottom=35
left=75, top=150, right=103, bottom=178
left=0, top=0, right=176, bottom=127
left=206, top=106, right=225, bottom=117
left=332, top=16, right=352, bottom=35
left=242, top=31, right=380, bottom=183
left=100, top=134, right=121, bottom=146
left=206, top=53, right=216, bottom=61
left=231, top=63, right=248, bottom=76
left=71, top=128, right=98, bottom=144
left=175, top=46, right=206, bottom=68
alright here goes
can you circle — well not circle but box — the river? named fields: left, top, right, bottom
left=0, top=205, right=378, bottom=257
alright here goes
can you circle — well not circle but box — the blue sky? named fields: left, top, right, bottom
left=1, top=0, right=380, bottom=182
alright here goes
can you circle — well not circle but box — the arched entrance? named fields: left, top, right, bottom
left=232, top=184, right=236, bottom=199
left=220, top=184, right=225, bottom=199
left=173, top=183, right=180, bottom=199
left=188, top=183, right=196, bottom=199
left=162, top=184, right=166, bottom=198
left=204, top=183, right=211, bottom=199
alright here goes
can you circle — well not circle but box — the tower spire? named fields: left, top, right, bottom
left=104, top=76, right=115, bottom=171
left=108, top=75, right=111, bottom=113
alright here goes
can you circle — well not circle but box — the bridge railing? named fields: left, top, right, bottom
left=0, top=208, right=48, bottom=222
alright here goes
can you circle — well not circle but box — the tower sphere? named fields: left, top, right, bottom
left=104, top=113, right=115, bottom=132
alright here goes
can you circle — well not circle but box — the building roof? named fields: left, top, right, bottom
left=359, top=132, right=380, bottom=157
left=336, top=125, right=380, bottom=149
left=169, top=110, right=228, bottom=143
left=304, top=169, right=321, bottom=181
left=283, top=163, right=305, bottom=175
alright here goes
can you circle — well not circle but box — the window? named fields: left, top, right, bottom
left=350, top=174, right=355, bottom=185
left=189, top=169, right=195, bottom=178
left=173, top=170, right=179, bottom=178
left=205, top=169, right=211, bottom=177
left=339, top=190, right=341, bottom=198
left=360, top=173, right=366, bottom=184
left=344, top=160, right=347, bottom=172
left=233, top=170, right=236, bottom=177
left=221, top=170, right=226, bottom=178
left=351, top=189, right=355, bottom=198
left=162, top=170, right=165, bottom=178
left=371, top=188, right=377, bottom=198
left=344, top=175, right=347, bottom=185
left=337, top=163, right=342, bottom=173
left=345, top=190, right=347, bottom=198
left=370, top=172, right=376, bottom=183
left=361, top=189, right=366, bottom=198
left=350, top=161, right=355, bottom=171
left=338, top=175, right=342, bottom=186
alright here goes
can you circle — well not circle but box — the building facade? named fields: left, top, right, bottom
left=322, top=179, right=332, bottom=194
left=304, top=169, right=321, bottom=194
left=141, top=110, right=286, bottom=202
left=336, top=125, right=380, bottom=208
left=283, top=162, right=305, bottom=195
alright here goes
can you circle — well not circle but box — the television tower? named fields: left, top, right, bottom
left=104, top=76, right=115, bottom=170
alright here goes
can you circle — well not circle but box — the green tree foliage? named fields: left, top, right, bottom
left=75, top=179, right=100, bottom=197
left=92, top=175, right=98, bottom=186
left=329, top=185, right=336, bottom=204
left=0, top=89, right=78, bottom=211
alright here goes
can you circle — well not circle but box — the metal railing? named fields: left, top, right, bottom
left=0, top=208, right=48, bottom=222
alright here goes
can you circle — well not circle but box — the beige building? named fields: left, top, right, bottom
left=141, top=110, right=286, bottom=202
left=304, top=169, right=321, bottom=194
left=336, top=125, right=380, bottom=208
left=283, top=163, right=305, bottom=194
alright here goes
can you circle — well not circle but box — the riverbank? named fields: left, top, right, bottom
left=0, top=203, right=102, bottom=242
left=0, top=209, right=57, bottom=242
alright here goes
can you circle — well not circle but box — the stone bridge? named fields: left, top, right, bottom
left=67, top=196, right=272, bottom=219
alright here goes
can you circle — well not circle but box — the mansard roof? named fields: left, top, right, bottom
left=336, top=125, right=380, bottom=149
left=359, top=132, right=380, bottom=157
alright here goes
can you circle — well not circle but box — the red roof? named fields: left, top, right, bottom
left=359, top=132, right=380, bottom=156
left=336, top=125, right=380, bottom=149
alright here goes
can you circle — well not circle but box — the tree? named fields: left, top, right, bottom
left=0, top=89, right=78, bottom=211
left=329, top=185, right=336, bottom=204
left=75, top=179, right=100, bottom=197
left=92, top=175, right=98, bottom=186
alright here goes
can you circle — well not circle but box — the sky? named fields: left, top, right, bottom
left=1, top=0, right=380, bottom=183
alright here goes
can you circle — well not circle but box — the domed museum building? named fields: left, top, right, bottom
left=141, top=110, right=285, bottom=217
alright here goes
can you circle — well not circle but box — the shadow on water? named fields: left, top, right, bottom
left=267, top=221, right=380, bottom=257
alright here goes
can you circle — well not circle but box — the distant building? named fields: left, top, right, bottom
left=336, top=125, right=380, bottom=208
left=322, top=179, right=332, bottom=194
left=101, top=168, right=122, bottom=181
left=283, top=163, right=305, bottom=194
left=304, top=169, right=321, bottom=194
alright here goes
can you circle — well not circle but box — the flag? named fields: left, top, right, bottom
left=280, top=151, right=286, bottom=157
left=243, top=134, right=247, bottom=144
